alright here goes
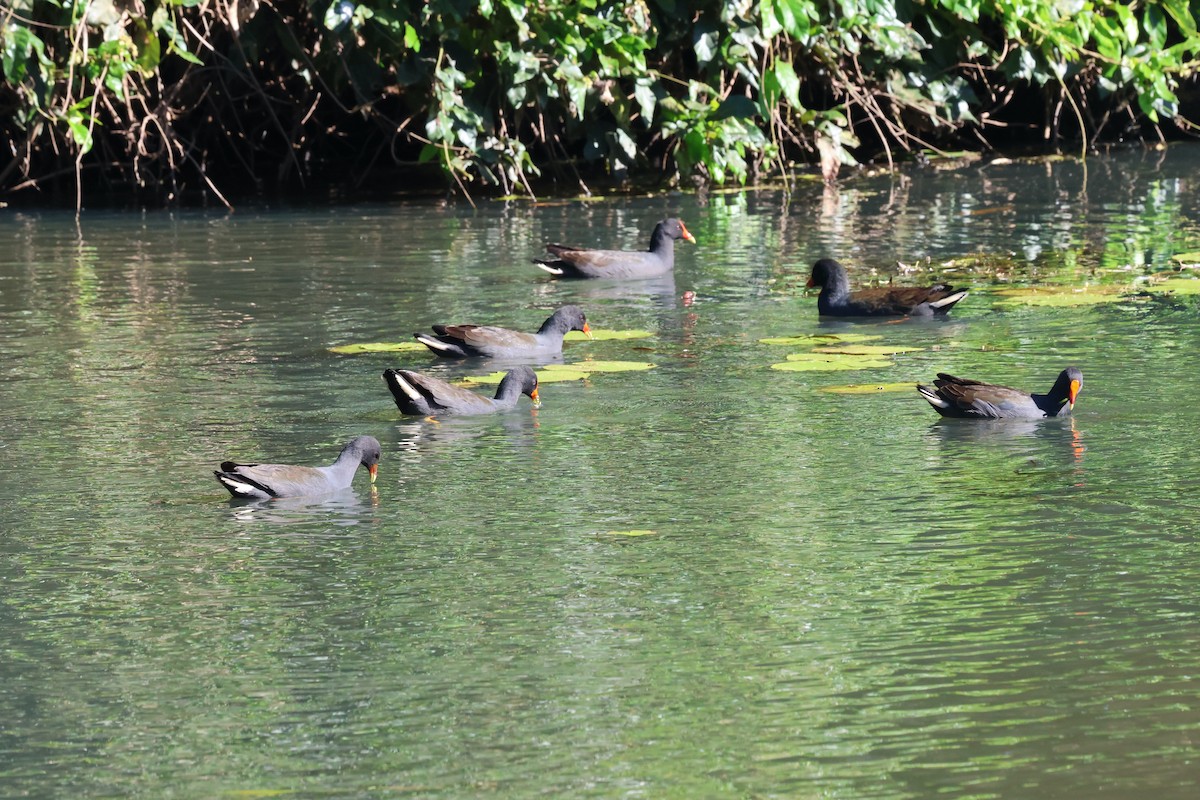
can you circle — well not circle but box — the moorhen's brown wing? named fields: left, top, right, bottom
left=917, top=368, right=1083, bottom=419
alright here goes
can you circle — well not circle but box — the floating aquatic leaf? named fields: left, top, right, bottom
left=462, top=368, right=591, bottom=386
left=601, top=529, right=656, bottom=537
left=328, top=341, right=428, bottom=355
left=820, top=382, right=915, bottom=394
left=548, top=360, right=655, bottom=373
left=772, top=352, right=894, bottom=371
left=564, top=329, right=654, bottom=341
left=759, top=333, right=881, bottom=346
left=1170, top=252, right=1200, bottom=265
left=1144, top=277, right=1200, bottom=295
left=992, top=287, right=1124, bottom=306
left=813, top=344, right=924, bottom=355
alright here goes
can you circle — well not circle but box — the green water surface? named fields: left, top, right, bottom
left=3, top=148, right=1200, bottom=798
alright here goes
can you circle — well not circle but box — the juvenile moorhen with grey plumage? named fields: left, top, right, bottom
left=807, top=258, right=968, bottom=317
left=214, top=435, right=381, bottom=499
left=917, top=367, right=1083, bottom=419
left=415, top=305, right=590, bottom=359
left=533, top=218, right=696, bottom=279
left=383, top=366, right=540, bottom=416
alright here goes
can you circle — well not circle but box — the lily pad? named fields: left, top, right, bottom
left=601, top=529, right=656, bottom=537
left=328, top=341, right=428, bottom=355
left=462, top=368, right=591, bottom=386
left=991, top=287, right=1124, bottom=306
left=772, top=353, right=894, bottom=371
left=1170, top=252, right=1200, bottom=265
left=820, top=382, right=915, bottom=394
left=564, top=328, right=654, bottom=341
left=759, top=333, right=881, bottom=346
left=548, top=360, right=655, bottom=373
left=1144, top=277, right=1200, bottom=295
left=813, top=344, right=924, bottom=355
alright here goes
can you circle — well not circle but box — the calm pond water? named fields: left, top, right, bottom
left=3, top=147, right=1200, bottom=798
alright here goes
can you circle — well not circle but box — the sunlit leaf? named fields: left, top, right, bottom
left=813, top=344, right=924, bottom=355
left=564, top=328, right=653, bottom=341
left=601, top=529, right=656, bottom=537
left=1170, top=251, right=1200, bottom=265
left=820, top=382, right=915, bottom=394
left=758, top=333, right=882, bottom=346
left=328, top=342, right=428, bottom=354
left=1144, top=277, right=1200, bottom=295
left=992, top=287, right=1124, bottom=306
left=462, top=368, right=591, bottom=385
left=772, top=353, right=894, bottom=371
left=548, top=360, right=654, bottom=372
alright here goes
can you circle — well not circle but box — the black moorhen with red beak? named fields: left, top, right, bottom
left=917, top=367, right=1083, bottom=419
left=214, top=435, right=381, bottom=499
left=415, top=305, right=590, bottom=359
left=533, top=218, right=696, bottom=279
left=807, top=258, right=968, bottom=317
left=383, top=366, right=540, bottom=416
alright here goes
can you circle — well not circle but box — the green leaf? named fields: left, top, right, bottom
left=820, top=382, right=915, bottom=394
left=1144, top=277, right=1200, bottom=295
left=758, top=333, right=881, bottom=346
left=404, top=22, right=420, bottom=51
left=327, top=342, right=429, bottom=354
left=462, top=368, right=591, bottom=385
left=991, top=287, right=1125, bottom=306
left=812, top=344, right=924, bottom=355
left=772, top=353, right=894, bottom=371
left=769, top=60, right=801, bottom=110
left=633, top=77, right=656, bottom=126
left=547, top=360, right=654, bottom=373
left=563, top=329, right=653, bottom=341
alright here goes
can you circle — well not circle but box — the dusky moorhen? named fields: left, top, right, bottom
left=415, top=305, right=590, bottom=358
left=917, top=367, right=1083, bottom=419
left=214, top=435, right=381, bottom=499
left=534, top=218, right=696, bottom=279
left=383, top=366, right=540, bottom=416
left=807, top=258, right=967, bottom=317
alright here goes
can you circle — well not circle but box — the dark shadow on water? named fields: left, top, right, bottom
left=924, top=416, right=1086, bottom=469
left=532, top=273, right=680, bottom=308
left=225, top=487, right=377, bottom=525
left=392, top=409, right=540, bottom=452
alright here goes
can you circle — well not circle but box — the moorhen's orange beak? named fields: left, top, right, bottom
left=582, top=321, right=593, bottom=339
left=806, top=277, right=816, bottom=288
left=368, top=463, right=378, bottom=483
left=1068, top=379, right=1081, bottom=406
left=530, top=386, right=541, bottom=407
left=679, top=220, right=697, bottom=244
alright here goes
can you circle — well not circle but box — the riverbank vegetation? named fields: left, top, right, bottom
left=4, top=0, right=1200, bottom=207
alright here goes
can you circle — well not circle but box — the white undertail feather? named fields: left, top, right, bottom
left=390, top=372, right=421, bottom=402
left=929, top=290, right=968, bottom=309
left=217, top=475, right=259, bottom=495
left=917, top=386, right=950, bottom=408
left=415, top=334, right=455, bottom=352
left=534, top=263, right=564, bottom=275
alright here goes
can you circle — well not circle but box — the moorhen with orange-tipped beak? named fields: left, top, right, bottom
left=807, top=258, right=968, bottom=317
left=534, top=218, right=695, bottom=279
left=383, top=366, right=540, bottom=416
left=214, top=435, right=381, bottom=499
left=917, top=368, right=1083, bottom=419
left=415, top=305, right=590, bottom=359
